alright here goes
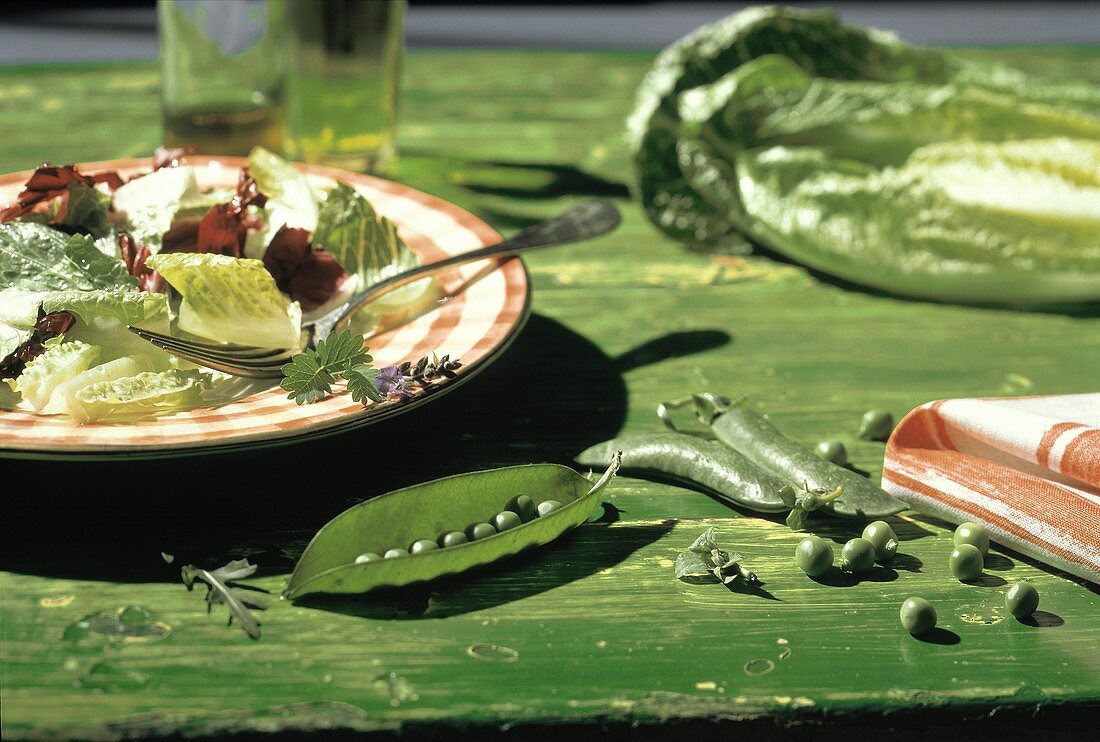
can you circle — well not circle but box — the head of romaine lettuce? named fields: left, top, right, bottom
left=628, top=5, right=1100, bottom=303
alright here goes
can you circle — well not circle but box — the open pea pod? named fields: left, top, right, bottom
left=284, top=455, right=620, bottom=599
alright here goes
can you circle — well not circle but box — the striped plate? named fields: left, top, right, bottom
left=0, top=156, right=530, bottom=459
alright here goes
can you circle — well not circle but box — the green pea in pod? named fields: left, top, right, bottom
left=284, top=455, right=621, bottom=599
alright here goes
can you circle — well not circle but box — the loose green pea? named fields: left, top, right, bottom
left=492, top=510, right=523, bottom=532
left=466, top=522, right=497, bottom=541
left=507, top=494, right=536, bottom=522
left=794, top=535, right=834, bottom=577
left=840, top=537, right=876, bottom=573
left=900, top=596, right=937, bottom=634
left=861, top=520, right=899, bottom=562
left=354, top=552, right=382, bottom=564
left=1005, top=581, right=1039, bottom=618
left=440, top=531, right=469, bottom=548
left=410, top=539, right=440, bottom=554
left=857, top=409, right=895, bottom=441
left=815, top=439, right=848, bottom=466
left=949, top=543, right=984, bottom=581
left=953, top=521, right=990, bottom=556
left=537, top=499, right=564, bottom=517
left=383, top=548, right=407, bottom=559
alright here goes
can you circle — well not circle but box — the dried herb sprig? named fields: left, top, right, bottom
left=675, top=527, right=758, bottom=586
left=180, top=559, right=266, bottom=640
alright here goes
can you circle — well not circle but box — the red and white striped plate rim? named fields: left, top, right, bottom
left=0, top=156, right=530, bottom=459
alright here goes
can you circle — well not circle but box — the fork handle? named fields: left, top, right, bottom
left=315, top=199, right=621, bottom=341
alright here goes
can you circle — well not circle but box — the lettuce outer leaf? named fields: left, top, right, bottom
left=146, top=252, right=302, bottom=348
left=0, top=223, right=136, bottom=292
left=313, top=181, right=418, bottom=290
left=60, top=182, right=112, bottom=238
left=41, top=289, right=169, bottom=330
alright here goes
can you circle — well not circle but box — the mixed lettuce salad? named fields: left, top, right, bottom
left=0, top=147, right=423, bottom=423
left=628, top=6, right=1100, bottom=303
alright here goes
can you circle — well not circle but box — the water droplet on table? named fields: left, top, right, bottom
left=63, top=605, right=170, bottom=644
left=466, top=643, right=519, bottom=662
left=744, top=658, right=775, bottom=676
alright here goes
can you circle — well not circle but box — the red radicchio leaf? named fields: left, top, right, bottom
left=0, top=311, right=76, bottom=380
left=262, top=226, right=347, bottom=312
left=0, top=163, right=123, bottom=221
left=119, top=232, right=165, bottom=293
left=160, top=168, right=268, bottom=257
left=153, top=146, right=198, bottom=171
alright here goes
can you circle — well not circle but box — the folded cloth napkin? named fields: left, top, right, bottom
left=884, top=394, right=1100, bottom=585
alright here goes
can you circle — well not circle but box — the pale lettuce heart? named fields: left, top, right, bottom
left=11, top=340, right=100, bottom=411
left=247, top=146, right=321, bottom=236
left=146, top=252, right=302, bottom=348
left=42, top=354, right=153, bottom=416
left=72, top=369, right=208, bottom=423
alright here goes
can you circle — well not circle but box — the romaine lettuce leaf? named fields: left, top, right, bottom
left=112, top=165, right=201, bottom=245
left=0, top=223, right=136, bottom=292
left=732, top=139, right=1100, bottom=302
left=313, top=181, right=418, bottom=290
left=42, top=354, right=153, bottom=416
left=41, top=289, right=169, bottom=330
left=59, top=182, right=112, bottom=238
left=0, top=288, right=46, bottom=327
left=11, top=340, right=99, bottom=411
left=72, top=369, right=207, bottom=423
left=146, top=252, right=302, bottom=348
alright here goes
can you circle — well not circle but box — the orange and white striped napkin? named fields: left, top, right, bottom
left=884, top=394, right=1100, bottom=585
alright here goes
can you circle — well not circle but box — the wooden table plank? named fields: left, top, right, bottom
left=1, top=52, right=1099, bottom=739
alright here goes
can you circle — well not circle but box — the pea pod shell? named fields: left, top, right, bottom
left=576, top=433, right=792, bottom=513
left=710, top=408, right=905, bottom=518
left=285, top=457, right=619, bottom=599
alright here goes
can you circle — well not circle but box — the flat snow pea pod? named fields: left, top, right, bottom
left=284, top=456, right=620, bottom=600
left=576, top=433, right=794, bottom=514
left=700, top=403, right=905, bottom=518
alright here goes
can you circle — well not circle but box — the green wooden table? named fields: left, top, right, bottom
left=2, top=50, right=1100, bottom=741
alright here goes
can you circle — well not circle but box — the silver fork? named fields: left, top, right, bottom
left=129, top=199, right=621, bottom=378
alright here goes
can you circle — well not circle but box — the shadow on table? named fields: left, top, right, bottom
left=295, top=521, right=673, bottom=620
left=0, top=314, right=729, bottom=584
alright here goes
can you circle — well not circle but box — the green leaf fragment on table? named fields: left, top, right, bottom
left=285, top=455, right=621, bottom=599
left=675, top=526, right=756, bottom=585
left=181, top=558, right=264, bottom=640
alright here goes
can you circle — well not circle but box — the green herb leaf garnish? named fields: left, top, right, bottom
left=279, top=330, right=374, bottom=405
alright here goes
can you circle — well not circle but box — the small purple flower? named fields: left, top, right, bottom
left=376, top=365, right=412, bottom=398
